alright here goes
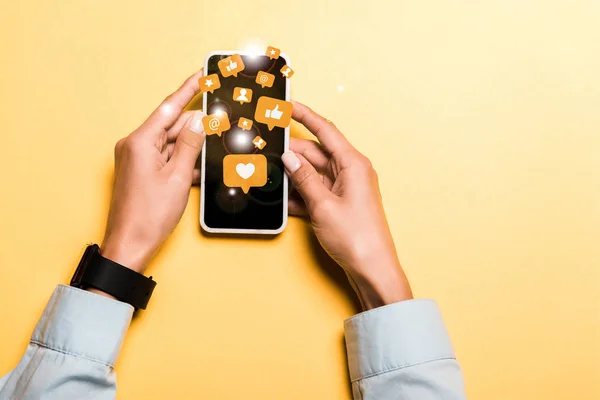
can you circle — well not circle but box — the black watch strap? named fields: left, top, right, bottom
left=71, top=244, right=156, bottom=310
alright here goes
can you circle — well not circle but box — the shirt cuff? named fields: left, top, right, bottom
left=31, top=284, right=134, bottom=368
left=344, top=299, right=456, bottom=382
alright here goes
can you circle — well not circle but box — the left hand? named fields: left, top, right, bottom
left=101, top=70, right=206, bottom=274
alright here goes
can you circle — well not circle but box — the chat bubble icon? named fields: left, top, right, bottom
left=202, top=111, right=230, bottom=136
left=280, top=65, right=294, bottom=79
left=223, top=154, right=267, bottom=194
left=252, top=135, right=267, bottom=150
left=255, top=71, right=275, bottom=88
left=266, top=46, right=280, bottom=60
left=198, top=74, right=221, bottom=94
left=254, top=96, right=293, bottom=130
left=233, top=87, right=253, bottom=105
left=238, top=117, right=253, bottom=131
left=218, top=54, right=245, bottom=78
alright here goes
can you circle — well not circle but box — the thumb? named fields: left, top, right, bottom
left=273, top=105, right=280, bottom=111
left=282, top=151, right=331, bottom=211
left=168, top=111, right=206, bottom=177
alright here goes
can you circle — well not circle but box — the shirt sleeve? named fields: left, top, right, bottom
left=344, top=299, right=467, bottom=399
left=0, top=284, right=133, bottom=400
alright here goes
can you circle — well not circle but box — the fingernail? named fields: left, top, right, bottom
left=282, top=151, right=301, bottom=173
left=190, top=111, right=205, bottom=134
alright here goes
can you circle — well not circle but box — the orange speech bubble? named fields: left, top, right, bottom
left=280, top=65, right=294, bottom=79
left=254, top=96, right=293, bottom=131
left=233, top=87, right=253, bottom=105
left=252, top=135, right=267, bottom=150
left=255, top=71, right=275, bottom=88
left=223, top=154, right=267, bottom=194
left=217, top=54, right=245, bottom=78
left=202, top=111, right=230, bottom=136
left=238, top=117, right=253, bottom=131
left=266, top=46, right=280, bottom=60
left=198, top=74, right=221, bottom=93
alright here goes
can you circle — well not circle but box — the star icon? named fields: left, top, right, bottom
left=238, top=118, right=253, bottom=130
left=199, top=74, right=220, bottom=93
left=266, top=46, right=280, bottom=59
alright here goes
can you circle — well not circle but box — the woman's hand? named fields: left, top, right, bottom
left=101, top=71, right=206, bottom=274
left=283, top=101, right=413, bottom=310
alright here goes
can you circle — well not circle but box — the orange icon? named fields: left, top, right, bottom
left=217, top=54, right=245, bottom=78
left=233, top=87, right=253, bottom=105
left=280, top=65, right=294, bottom=79
left=266, top=46, right=280, bottom=60
left=202, top=111, right=230, bottom=136
left=254, top=96, right=293, bottom=130
left=198, top=74, right=221, bottom=93
left=238, top=117, right=253, bottom=131
left=252, top=135, right=267, bottom=150
left=223, top=154, right=268, bottom=193
left=256, top=71, right=275, bottom=88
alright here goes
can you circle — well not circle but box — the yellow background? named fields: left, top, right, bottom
left=0, top=1, right=598, bottom=399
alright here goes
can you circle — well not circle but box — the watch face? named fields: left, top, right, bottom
left=70, top=244, right=99, bottom=287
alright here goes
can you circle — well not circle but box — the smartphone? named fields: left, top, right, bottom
left=200, top=51, right=290, bottom=234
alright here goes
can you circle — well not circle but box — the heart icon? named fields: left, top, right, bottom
left=235, top=163, right=255, bottom=179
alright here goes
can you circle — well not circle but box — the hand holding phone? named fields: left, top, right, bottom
left=284, top=102, right=413, bottom=310
left=102, top=71, right=206, bottom=272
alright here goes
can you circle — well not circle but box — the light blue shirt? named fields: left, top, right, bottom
left=0, top=285, right=466, bottom=399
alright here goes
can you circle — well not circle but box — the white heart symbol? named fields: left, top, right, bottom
left=235, top=163, right=255, bottom=179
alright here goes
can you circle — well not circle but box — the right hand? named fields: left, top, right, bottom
left=282, top=101, right=413, bottom=310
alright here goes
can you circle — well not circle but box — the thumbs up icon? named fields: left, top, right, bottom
left=255, top=96, right=293, bottom=130
left=218, top=54, right=245, bottom=78
left=226, top=59, right=237, bottom=72
left=265, top=104, right=283, bottom=120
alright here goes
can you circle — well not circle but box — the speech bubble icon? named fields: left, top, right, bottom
left=238, top=117, right=253, bottom=131
left=217, top=54, right=245, bottom=78
left=254, top=96, right=293, bottom=131
left=223, top=154, right=267, bottom=194
left=233, top=87, right=253, bottom=105
left=198, top=74, right=221, bottom=94
left=252, top=135, right=267, bottom=150
left=280, top=65, right=294, bottom=79
left=202, top=111, right=230, bottom=136
left=266, top=46, right=281, bottom=60
left=255, top=71, right=275, bottom=88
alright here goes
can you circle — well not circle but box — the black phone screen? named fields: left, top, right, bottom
left=202, top=54, right=288, bottom=231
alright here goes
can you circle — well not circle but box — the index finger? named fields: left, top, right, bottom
left=291, top=100, right=353, bottom=154
left=141, top=69, right=204, bottom=133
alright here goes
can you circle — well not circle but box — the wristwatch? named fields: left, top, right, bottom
left=70, top=244, right=156, bottom=310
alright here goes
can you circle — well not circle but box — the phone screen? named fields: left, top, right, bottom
left=202, top=54, right=289, bottom=232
